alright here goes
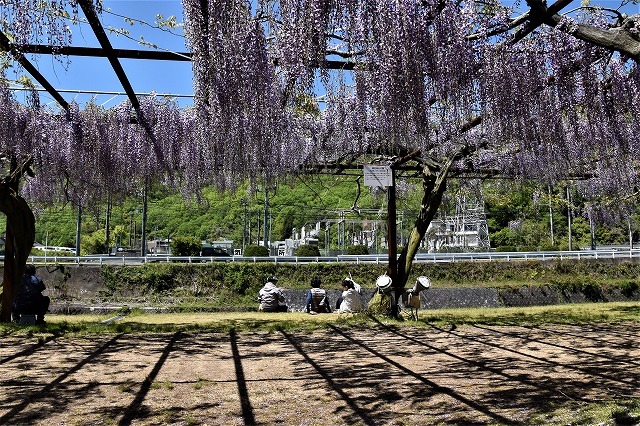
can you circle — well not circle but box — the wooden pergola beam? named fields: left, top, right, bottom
left=77, top=0, right=140, bottom=112
left=0, top=33, right=69, bottom=111
left=15, top=43, right=357, bottom=70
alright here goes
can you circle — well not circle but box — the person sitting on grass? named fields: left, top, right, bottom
left=258, top=276, right=288, bottom=312
left=337, top=278, right=363, bottom=313
left=305, top=276, right=331, bottom=314
left=12, top=264, right=50, bottom=325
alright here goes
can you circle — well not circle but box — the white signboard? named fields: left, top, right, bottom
left=278, top=249, right=286, bottom=256
left=363, top=165, right=393, bottom=187
left=234, top=249, right=242, bottom=256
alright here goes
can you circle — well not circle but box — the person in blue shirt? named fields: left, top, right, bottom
left=305, top=276, right=331, bottom=314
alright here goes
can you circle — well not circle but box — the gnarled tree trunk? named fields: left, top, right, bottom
left=394, top=135, right=484, bottom=290
left=0, top=159, right=36, bottom=323
left=395, top=156, right=457, bottom=290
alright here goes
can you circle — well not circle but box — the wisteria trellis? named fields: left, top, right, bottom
left=0, top=0, right=636, bottom=202
left=0, top=0, right=638, bottom=316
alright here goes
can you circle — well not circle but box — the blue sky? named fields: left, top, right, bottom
left=7, top=0, right=639, bottom=110
left=10, top=0, right=194, bottom=109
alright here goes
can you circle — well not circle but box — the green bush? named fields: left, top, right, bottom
left=538, top=242, right=560, bottom=251
left=621, top=281, right=639, bottom=297
left=347, top=245, right=369, bottom=255
left=296, top=245, right=320, bottom=256
left=518, top=245, right=538, bottom=252
left=170, top=236, right=201, bottom=256
left=244, top=245, right=269, bottom=257
left=83, top=229, right=108, bottom=255
left=496, top=245, right=517, bottom=252
left=491, top=227, right=518, bottom=248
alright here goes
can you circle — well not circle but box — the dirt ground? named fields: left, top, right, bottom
left=1, top=322, right=639, bottom=425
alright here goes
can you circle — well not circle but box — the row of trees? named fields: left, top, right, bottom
left=24, top=178, right=640, bottom=256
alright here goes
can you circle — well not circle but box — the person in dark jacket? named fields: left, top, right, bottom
left=12, top=264, right=50, bottom=324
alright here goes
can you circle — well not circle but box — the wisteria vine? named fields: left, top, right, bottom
left=0, top=0, right=637, bottom=218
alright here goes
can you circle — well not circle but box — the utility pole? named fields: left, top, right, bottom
left=248, top=209, right=252, bottom=245
left=567, top=185, right=573, bottom=251
left=105, top=197, right=111, bottom=255
left=242, top=198, right=247, bottom=251
left=263, top=180, right=269, bottom=252
left=548, top=186, right=555, bottom=246
left=141, top=187, right=148, bottom=256
left=75, top=205, right=82, bottom=256
left=589, top=213, right=596, bottom=250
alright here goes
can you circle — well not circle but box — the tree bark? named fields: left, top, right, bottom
left=526, top=0, right=640, bottom=62
left=395, top=156, right=457, bottom=289
left=0, top=160, right=36, bottom=323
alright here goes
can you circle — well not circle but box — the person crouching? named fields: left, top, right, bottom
left=12, top=264, right=50, bottom=325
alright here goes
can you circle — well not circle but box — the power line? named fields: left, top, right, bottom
left=8, top=86, right=193, bottom=98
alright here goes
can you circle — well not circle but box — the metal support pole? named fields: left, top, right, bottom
left=387, top=170, right=398, bottom=318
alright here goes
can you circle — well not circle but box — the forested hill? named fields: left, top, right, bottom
left=14, top=178, right=638, bottom=254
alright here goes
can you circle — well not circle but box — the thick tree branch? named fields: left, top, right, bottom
left=527, top=0, right=640, bottom=61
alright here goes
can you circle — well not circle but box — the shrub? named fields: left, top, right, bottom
left=539, top=242, right=559, bottom=251
left=347, top=245, right=369, bottom=255
left=296, top=245, right=320, bottom=256
left=244, top=245, right=269, bottom=257
left=83, top=229, right=108, bottom=255
left=491, top=227, right=518, bottom=248
left=620, top=281, right=639, bottom=298
left=170, top=236, right=201, bottom=256
left=496, top=245, right=517, bottom=252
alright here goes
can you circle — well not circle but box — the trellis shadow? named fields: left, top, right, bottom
left=327, top=323, right=515, bottom=425
left=0, top=335, right=56, bottom=365
left=117, top=332, right=182, bottom=425
left=281, top=330, right=378, bottom=426
left=0, top=334, right=122, bottom=424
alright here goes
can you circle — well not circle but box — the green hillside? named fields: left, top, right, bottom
left=1, top=177, right=636, bottom=255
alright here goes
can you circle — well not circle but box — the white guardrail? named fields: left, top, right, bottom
left=19, top=249, right=640, bottom=266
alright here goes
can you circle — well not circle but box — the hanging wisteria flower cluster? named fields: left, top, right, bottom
left=0, top=84, right=190, bottom=206
left=0, top=0, right=92, bottom=47
left=0, top=0, right=638, bottom=214
left=182, top=0, right=312, bottom=185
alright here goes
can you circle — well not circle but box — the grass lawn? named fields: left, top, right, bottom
left=3, top=301, right=638, bottom=336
